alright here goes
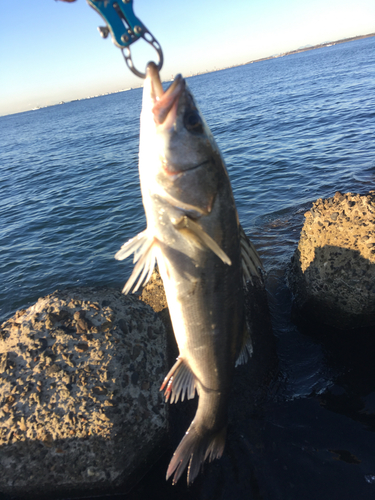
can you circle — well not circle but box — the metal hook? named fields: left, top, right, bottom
left=86, top=0, right=163, bottom=78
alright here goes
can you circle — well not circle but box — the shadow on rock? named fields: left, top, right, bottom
left=288, top=245, right=375, bottom=329
left=287, top=191, right=375, bottom=330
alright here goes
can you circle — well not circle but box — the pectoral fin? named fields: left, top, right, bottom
left=240, top=224, right=264, bottom=284
left=173, top=216, right=231, bottom=266
left=115, top=230, right=156, bottom=294
left=160, top=357, right=197, bottom=403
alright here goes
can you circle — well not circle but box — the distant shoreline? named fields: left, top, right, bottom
left=245, top=32, right=375, bottom=65
left=2, top=32, right=374, bottom=117
left=184, top=32, right=375, bottom=78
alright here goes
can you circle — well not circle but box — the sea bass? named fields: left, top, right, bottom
left=115, top=63, right=262, bottom=484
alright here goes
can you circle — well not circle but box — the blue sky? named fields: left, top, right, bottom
left=1, top=0, right=374, bottom=116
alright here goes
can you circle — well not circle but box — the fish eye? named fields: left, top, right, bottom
left=184, top=111, right=204, bottom=134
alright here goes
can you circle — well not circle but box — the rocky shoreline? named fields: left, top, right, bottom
left=1, top=190, right=374, bottom=498
left=0, top=263, right=276, bottom=498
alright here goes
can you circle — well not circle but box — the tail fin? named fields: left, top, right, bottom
left=166, top=424, right=227, bottom=485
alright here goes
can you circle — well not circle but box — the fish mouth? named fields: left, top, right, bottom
left=146, top=62, right=185, bottom=127
left=162, top=159, right=210, bottom=176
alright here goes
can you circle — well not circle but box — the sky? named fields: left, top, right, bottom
left=0, top=0, right=374, bottom=116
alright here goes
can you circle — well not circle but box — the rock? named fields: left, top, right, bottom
left=286, top=191, right=375, bottom=329
left=140, top=268, right=168, bottom=314
left=0, top=287, right=167, bottom=498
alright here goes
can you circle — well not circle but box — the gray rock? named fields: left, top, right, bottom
left=0, top=287, right=167, bottom=498
left=287, top=191, right=375, bottom=329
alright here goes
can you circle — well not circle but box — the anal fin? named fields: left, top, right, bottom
left=160, top=357, right=197, bottom=403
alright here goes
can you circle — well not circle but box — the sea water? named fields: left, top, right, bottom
left=1, top=36, right=374, bottom=322
left=1, top=35, right=375, bottom=499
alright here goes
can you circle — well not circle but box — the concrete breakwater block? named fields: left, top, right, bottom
left=287, top=191, right=375, bottom=329
left=0, top=287, right=167, bottom=498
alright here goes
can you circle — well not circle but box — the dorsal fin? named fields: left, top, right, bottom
left=239, top=224, right=264, bottom=285
left=235, top=321, right=253, bottom=367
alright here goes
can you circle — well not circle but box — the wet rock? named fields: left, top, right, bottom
left=0, top=287, right=167, bottom=498
left=286, top=191, right=375, bottom=329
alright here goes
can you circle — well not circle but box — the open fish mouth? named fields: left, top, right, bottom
left=146, top=62, right=185, bottom=126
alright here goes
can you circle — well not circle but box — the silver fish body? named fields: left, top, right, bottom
left=116, top=63, right=262, bottom=484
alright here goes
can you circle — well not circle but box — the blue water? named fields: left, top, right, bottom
left=1, top=36, right=375, bottom=499
left=1, top=37, right=374, bottom=322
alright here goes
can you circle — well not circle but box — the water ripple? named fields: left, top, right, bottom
left=0, top=37, right=374, bottom=321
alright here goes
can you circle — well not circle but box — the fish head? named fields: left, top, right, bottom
left=139, top=63, right=225, bottom=217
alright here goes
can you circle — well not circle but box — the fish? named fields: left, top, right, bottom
left=115, top=62, right=263, bottom=484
